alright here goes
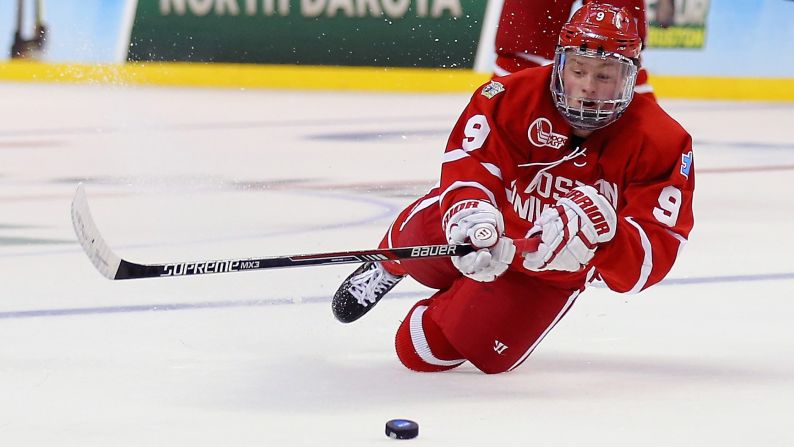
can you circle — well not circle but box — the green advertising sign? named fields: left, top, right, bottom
left=128, top=0, right=488, bottom=68
left=645, top=0, right=711, bottom=49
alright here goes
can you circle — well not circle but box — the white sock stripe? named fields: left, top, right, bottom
left=508, top=289, right=580, bottom=371
left=409, top=306, right=466, bottom=367
left=625, top=217, right=654, bottom=294
left=398, top=195, right=440, bottom=232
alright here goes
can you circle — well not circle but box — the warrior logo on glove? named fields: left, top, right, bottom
left=473, top=226, right=495, bottom=243
left=566, top=188, right=613, bottom=237
left=442, top=199, right=515, bottom=283
left=442, top=200, right=481, bottom=230
left=523, top=185, right=617, bottom=272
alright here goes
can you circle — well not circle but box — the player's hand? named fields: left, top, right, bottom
left=443, top=199, right=515, bottom=282
left=522, top=186, right=616, bottom=272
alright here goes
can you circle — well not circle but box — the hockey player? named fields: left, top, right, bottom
left=332, top=3, right=694, bottom=374
left=495, top=0, right=656, bottom=99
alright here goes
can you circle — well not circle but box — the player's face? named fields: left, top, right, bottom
left=561, top=54, right=625, bottom=106
left=551, top=47, right=638, bottom=133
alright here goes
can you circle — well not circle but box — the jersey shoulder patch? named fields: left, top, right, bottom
left=480, top=81, right=505, bottom=99
left=680, top=150, right=693, bottom=179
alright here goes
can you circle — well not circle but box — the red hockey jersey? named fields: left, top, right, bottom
left=439, top=65, right=695, bottom=293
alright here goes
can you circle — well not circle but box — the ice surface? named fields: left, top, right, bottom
left=0, top=82, right=793, bottom=446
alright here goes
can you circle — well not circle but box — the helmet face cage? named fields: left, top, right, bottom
left=551, top=47, right=638, bottom=132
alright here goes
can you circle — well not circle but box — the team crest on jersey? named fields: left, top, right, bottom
left=480, top=81, right=505, bottom=99
left=528, top=117, right=568, bottom=149
left=680, top=150, right=693, bottom=178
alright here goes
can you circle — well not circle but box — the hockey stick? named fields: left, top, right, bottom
left=71, top=184, right=539, bottom=280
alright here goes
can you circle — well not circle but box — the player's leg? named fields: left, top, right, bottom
left=398, top=270, right=582, bottom=374
left=394, top=298, right=466, bottom=372
left=376, top=187, right=459, bottom=290
left=494, top=0, right=576, bottom=76
left=332, top=187, right=460, bottom=323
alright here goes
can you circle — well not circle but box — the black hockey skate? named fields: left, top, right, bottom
left=332, top=262, right=404, bottom=323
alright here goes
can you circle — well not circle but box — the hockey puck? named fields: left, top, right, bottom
left=385, top=419, right=419, bottom=440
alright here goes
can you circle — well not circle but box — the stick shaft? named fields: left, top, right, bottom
left=71, top=184, right=540, bottom=281
left=114, top=243, right=477, bottom=280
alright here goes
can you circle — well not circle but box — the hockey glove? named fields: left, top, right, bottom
left=522, top=185, right=617, bottom=272
left=443, top=199, right=515, bottom=282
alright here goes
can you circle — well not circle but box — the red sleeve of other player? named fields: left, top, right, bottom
left=495, top=0, right=647, bottom=61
